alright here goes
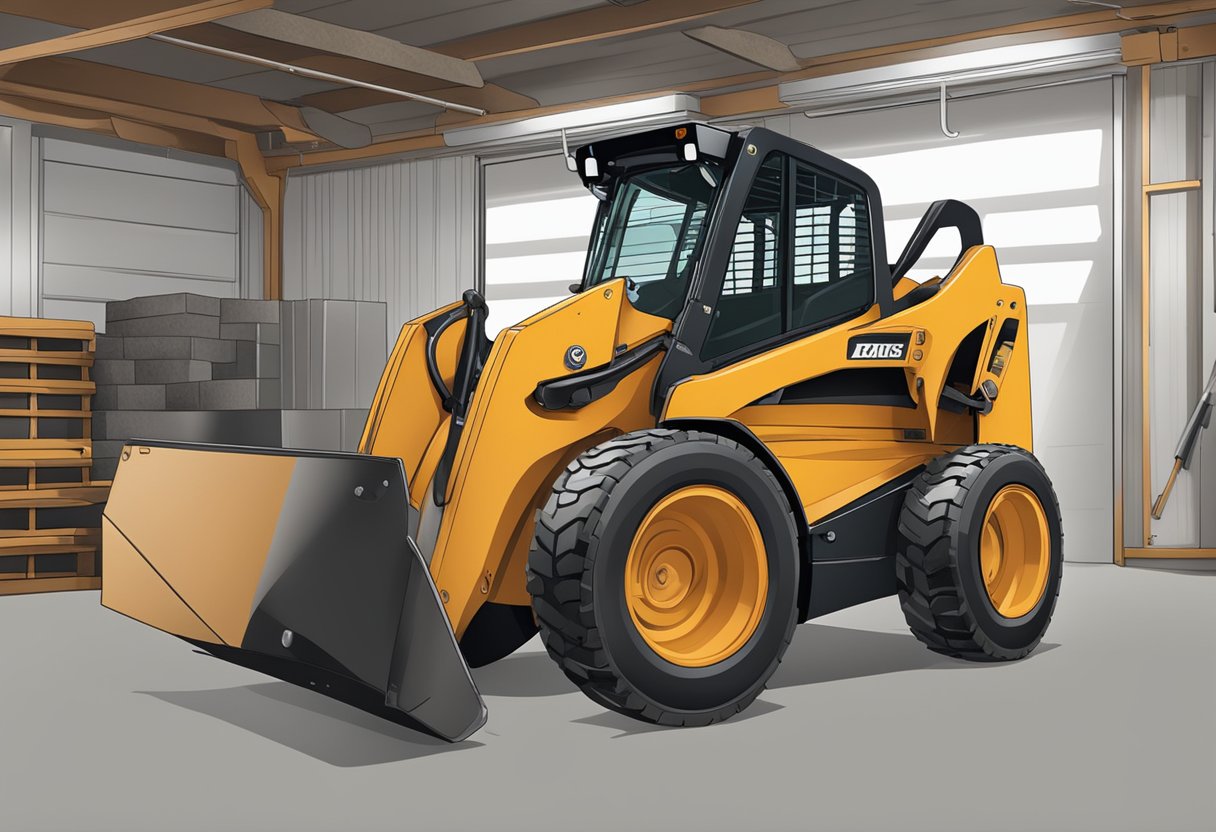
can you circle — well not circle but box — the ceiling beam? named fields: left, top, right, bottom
left=0, top=0, right=270, bottom=66
left=0, top=57, right=313, bottom=133
left=215, top=8, right=482, bottom=88
left=301, top=83, right=538, bottom=118
left=683, top=26, right=802, bottom=72
left=431, top=0, right=759, bottom=62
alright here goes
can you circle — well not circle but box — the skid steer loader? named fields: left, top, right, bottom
left=101, top=123, right=1062, bottom=742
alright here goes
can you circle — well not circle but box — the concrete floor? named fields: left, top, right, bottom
left=2, top=563, right=1214, bottom=832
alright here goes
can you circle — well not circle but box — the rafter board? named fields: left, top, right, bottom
left=430, top=0, right=760, bottom=62
left=0, top=0, right=270, bottom=66
left=216, top=8, right=482, bottom=88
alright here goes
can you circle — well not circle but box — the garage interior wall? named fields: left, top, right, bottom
left=282, top=155, right=477, bottom=339
left=762, top=78, right=1118, bottom=563
left=0, top=117, right=36, bottom=318
left=38, top=135, right=259, bottom=332
left=483, top=153, right=597, bottom=335
left=1127, top=60, right=1216, bottom=553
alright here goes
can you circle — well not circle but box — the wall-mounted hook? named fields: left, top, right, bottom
left=561, top=128, right=577, bottom=172
left=939, top=83, right=959, bottom=139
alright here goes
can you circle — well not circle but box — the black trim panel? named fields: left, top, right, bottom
left=534, top=336, right=666, bottom=410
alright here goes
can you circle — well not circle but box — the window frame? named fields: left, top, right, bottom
left=652, top=127, right=894, bottom=415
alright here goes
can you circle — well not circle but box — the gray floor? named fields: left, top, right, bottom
left=2, top=563, right=1214, bottom=832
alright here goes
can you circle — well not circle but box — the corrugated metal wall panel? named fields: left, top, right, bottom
left=0, top=119, right=37, bottom=318
left=282, top=155, right=477, bottom=338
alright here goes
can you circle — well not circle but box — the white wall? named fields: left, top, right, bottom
left=0, top=118, right=36, bottom=317
left=281, top=155, right=478, bottom=339
left=483, top=153, right=597, bottom=335
left=39, top=137, right=256, bottom=331
left=764, top=78, right=1118, bottom=562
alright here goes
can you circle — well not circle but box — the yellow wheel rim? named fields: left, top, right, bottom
left=979, top=484, right=1051, bottom=619
left=624, top=485, right=767, bottom=668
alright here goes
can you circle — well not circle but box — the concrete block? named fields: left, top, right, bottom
left=355, top=302, right=388, bottom=405
left=106, top=313, right=220, bottom=339
left=94, top=384, right=166, bottom=411
left=89, top=409, right=282, bottom=446
left=281, top=299, right=384, bottom=410
left=280, top=409, right=341, bottom=451
left=324, top=300, right=358, bottom=410
left=92, top=359, right=135, bottom=386
left=219, top=298, right=280, bottom=324
left=164, top=382, right=200, bottom=410
left=341, top=409, right=369, bottom=452
left=257, top=344, right=280, bottom=379
left=90, top=457, right=119, bottom=482
left=220, top=322, right=280, bottom=345
left=94, top=334, right=124, bottom=360
left=93, top=384, right=116, bottom=412
left=91, top=439, right=127, bottom=460
left=122, top=336, right=236, bottom=364
left=106, top=293, right=220, bottom=323
left=198, top=379, right=281, bottom=410
left=212, top=342, right=256, bottom=380
left=134, top=359, right=211, bottom=385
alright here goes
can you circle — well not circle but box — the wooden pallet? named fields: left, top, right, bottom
left=0, top=532, right=101, bottom=596
left=0, top=445, right=94, bottom=487
left=0, top=484, right=110, bottom=538
left=0, top=317, right=105, bottom=596
left=0, top=316, right=96, bottom=346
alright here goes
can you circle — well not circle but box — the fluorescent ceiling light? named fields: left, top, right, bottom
left=780, top=35, right=1122, bottom=106
left=443, top=94, right=702, bottom=148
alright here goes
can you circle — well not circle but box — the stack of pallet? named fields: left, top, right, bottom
left=0, top=317, right=106, bottom=597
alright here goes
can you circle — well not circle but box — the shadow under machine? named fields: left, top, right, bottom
left=101, top=123, right=1063, bottom=741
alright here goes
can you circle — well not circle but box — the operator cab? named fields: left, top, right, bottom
left=572, top=123, right=895, bottom=395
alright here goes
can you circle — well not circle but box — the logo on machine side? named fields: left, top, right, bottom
left=847, top=333, right=911, bottom=361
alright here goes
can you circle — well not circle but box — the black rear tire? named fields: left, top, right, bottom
left=526, top=428, right=800, bottom=726
left=896, top=444, right=1063, bottom=661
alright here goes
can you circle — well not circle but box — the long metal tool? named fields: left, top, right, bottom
left=1151, top=359, right=1216, bottom=519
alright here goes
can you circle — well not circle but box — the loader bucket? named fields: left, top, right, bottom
left=100, top=440, right=486, bottom=742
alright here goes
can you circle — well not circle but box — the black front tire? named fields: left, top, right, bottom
left=526, top=428, right=800, bottom=727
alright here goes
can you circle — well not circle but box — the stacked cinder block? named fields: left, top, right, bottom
left=280, top=299, right=385, bottom=453
left=90, top=294, right=386, bottom=474
left=0, top=316, right=108, bottom=597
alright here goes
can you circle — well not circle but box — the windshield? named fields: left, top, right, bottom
left=583, top=162, right=721, bottom=320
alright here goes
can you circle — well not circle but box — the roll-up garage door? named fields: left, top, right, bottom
left=39, top=138, right=258, bottom=332
left=482, top=153, right=597, bottom=336
left=764, top=77, right=1117, bottom=562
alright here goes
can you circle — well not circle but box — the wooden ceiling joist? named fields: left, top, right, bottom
left=301, top=82, right=539, bottom=118
left=0, top=57, right=317, bottom=136
left=431, top=0, right=760, bottom=62
left=0, top=0, right=270, bottom=66
left=216, top=9, right=483, bottom=88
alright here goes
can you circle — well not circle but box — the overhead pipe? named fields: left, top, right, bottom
left=150, top=34, right=488, bottom=117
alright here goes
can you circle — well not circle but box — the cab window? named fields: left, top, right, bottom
left=702, top=153, right=785, bottom=359
left=790, top=160, right=874, bottom=331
